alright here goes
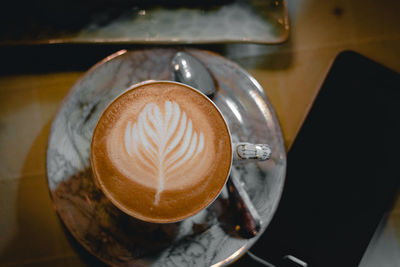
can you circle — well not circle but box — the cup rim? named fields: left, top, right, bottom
left=90, top=80, right=233, bottom=223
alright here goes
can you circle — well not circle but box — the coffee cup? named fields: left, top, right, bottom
left=91, top=80, right=271, bottom=223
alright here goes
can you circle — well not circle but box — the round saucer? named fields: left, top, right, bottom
left=46, top=48, right=286, bottom=266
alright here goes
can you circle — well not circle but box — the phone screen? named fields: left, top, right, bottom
left=250, top=51, right=400, bottom=267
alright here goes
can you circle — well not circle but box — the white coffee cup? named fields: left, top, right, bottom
left=91, top=80, right=271, bottom=223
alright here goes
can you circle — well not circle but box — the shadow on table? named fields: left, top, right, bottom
left=0, top=120, right=106, bottom=266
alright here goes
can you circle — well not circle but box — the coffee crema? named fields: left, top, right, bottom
left=91, top=81, right=232, bottom=223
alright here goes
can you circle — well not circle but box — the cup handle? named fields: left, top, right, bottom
left=233, top=142, right=272, bottom=162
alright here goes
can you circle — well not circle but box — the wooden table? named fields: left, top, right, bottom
left=1, top=0, right=400, bottom=266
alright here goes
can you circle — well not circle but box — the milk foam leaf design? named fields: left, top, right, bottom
left=124, top=101, right=205, bottom=205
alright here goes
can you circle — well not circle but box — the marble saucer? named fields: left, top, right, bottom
left=46, top=48, right=286, bottom=266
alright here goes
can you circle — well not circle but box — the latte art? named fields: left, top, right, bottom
left=91, top=81, right=232, bottom=223
left=123, top=101, right=206, bottom=205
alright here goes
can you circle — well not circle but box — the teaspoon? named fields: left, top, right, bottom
left=170, top=51, right=261, bottom=238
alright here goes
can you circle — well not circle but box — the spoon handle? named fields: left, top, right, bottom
left=227, top=168, right=261, bottom=238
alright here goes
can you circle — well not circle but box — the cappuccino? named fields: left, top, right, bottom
left=91, top=81, right=232, bottom=223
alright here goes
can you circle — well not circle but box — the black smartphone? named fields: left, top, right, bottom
left=249, top=51, right=400, bottom=267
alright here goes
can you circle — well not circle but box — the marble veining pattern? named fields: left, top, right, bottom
left=46, top=48, right=286, bottom=266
